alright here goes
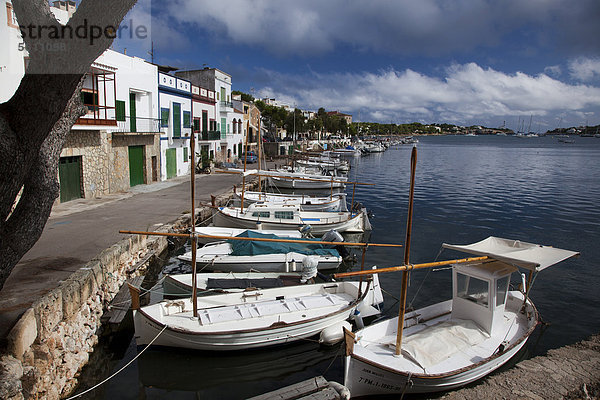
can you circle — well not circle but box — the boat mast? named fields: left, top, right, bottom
left=190, top=132, right=198, bottom=317
left=395, top=145, right=417, bottom=355
left=241, top=115, right=250, bottom=212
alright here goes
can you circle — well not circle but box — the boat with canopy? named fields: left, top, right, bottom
left=334, top=146, right=580, bottom=396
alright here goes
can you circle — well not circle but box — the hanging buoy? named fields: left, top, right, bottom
left=319, top=321, right=352, bottom=345
left=353, top=309, right=364, bottom=329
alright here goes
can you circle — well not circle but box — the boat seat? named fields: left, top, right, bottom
left=197, top=293, right=353, bottom=326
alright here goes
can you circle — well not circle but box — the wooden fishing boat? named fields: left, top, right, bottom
left=193, top=226, right=302, bottom=245
left=232, top=190, right=347, bottom=212
left=212, top=203, right=371, bottom=235
left=341, top=237, right=579, bottom=396
left=130, top=275, right=383, bottom=351
left=177, top=231, right=343, bottom=272
left=267, top=168, right=348, bottom=190
left=162, top=271, right=305, bottom=297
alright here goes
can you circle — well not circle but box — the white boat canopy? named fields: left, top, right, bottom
left=442, top=236, right=579, bottom=272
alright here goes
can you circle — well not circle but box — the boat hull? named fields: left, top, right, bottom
left=345, top=336, right=529, bottom=396
left=268, top=176, right=345, bottom=189
left=133, top=280, right=381, bottom=351
left=212, top=208, right=369, bottom=235
left=180, top=253, right=342, bottom=272
left=343, top=293, right=538, bottom=396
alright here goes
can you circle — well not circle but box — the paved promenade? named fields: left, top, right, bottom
left=0, top=170, right=252, bottom=341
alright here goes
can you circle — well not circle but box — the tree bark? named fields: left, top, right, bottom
left=0, top=0, right=137, bottom=291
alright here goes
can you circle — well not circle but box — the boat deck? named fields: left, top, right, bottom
left=158, top=292, right=355, bottom=331
left=355, top=303, right=529, bottom=375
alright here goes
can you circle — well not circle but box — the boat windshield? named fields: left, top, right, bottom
left=456, top=274, right=489, bottom=307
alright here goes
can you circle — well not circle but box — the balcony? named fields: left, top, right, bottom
left=199, top=130, right=221, bottom=141
left=220, top=101, right=233, bottom=110
left=115, top=117, right=161, bottom=133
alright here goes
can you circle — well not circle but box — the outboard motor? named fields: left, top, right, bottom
left=322, top=229, right=350, bottom=259
left=299, top=225, right=313, bottom=238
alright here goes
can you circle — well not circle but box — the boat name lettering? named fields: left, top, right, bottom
left=361, top=368, right=384, bottom=377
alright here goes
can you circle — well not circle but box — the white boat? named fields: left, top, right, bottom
left=343, top=236, right=579, bottom=396
left=177, top=239, right=342, bottom=272
left=194, top=226, right=302, bottom=245
left=131, top=274, right=383, bottom=351
left=212, top=203, right=371, bottom=235
left=268, top=174, right=347, bottom=189
left=232, top=191, right=347, bottom=212
left=162, top=271, right=305, bottom=297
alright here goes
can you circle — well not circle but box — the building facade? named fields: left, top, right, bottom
left=158, top=71, right=192, bottom=179
left=175, top=68, right=243, bottom=163
left=191, top=84, right=218, bottom=165
left=59, top=49, right=161, bottom=202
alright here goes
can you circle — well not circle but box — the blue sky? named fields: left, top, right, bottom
left=113, top=0, right=600, bottom=131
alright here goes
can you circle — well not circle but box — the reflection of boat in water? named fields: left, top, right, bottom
left=137, top=341, right=342, bottom=396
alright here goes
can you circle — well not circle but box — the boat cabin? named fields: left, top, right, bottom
left=246, top=203, right=300, bottom=220
left=451, top=260, right=517, bottom=336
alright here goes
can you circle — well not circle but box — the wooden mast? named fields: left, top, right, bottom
left=241, top=116, right=250, bottom=212
left=190, top=132, right=198, bottom=317
left=258, top=115, right=262, bottom=192
left=395, top=145, right=417, bottom=355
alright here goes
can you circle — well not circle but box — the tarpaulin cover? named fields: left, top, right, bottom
left=227, top=231, right=339, bottom=257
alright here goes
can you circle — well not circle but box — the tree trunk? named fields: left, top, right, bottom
left=0, top=0, right=138, bottom=291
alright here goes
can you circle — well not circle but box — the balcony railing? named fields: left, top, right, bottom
left=220, top=101, right=233, bottom=109
left=199, top=130, right=221, bottom=141
left=115, top=117, right=161, bottom=133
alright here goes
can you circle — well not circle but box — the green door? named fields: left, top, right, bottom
left=220, top=117, right=226, bottom=138
left=202, top=110, right=208, bottom=133
left=173, top=103, right=181, bottom=137
left=128, top=145, right=144, bottom=186
left=59, top=156, right=82, bottom=203
left=166, top=148, right=177, bottom=179
left=129, top=93, right=137, bottom=132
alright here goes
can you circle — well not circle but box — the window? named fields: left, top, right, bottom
left=251, top=211, right=270, bottom=218
left=81, top=91, right=98, bottom=113
left=115, top=100, right=126, bottom=121
left=193, top=118, right=200, bottom=132
left=183, top=111, right=191, bottom=128
left=496, top=276, right=509, bottom=307
left=457, top=274, right=489, bottom=307
left=274, top=211, right=294, bottom=219
left=183, top=147, right=188, bottom=163
left=160, top=108, right=169, bottom=127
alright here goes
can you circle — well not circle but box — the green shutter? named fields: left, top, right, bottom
left=183, top=111, right=191, bottom=128
left=115, top=100, right=126, bottom=121
left=183, top=146, right=188, bottom=163
left=202, top=111, right=208, bottom=132
left=220, top=117, right=226, bottom=138
left=193, top=118, right=200, bottom=132
left=173, top=103, right=181, bottom=137
left=129, top=93, right=137, bottom=132
left=161, top=108, right=169, bottom=127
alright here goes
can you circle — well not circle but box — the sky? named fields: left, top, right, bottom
left=112, top=0, right=600, bottom=131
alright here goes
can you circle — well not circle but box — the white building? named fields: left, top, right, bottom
left=191, top=84, right=218, bottom=163
left=158, top=71, right=193, bottom=180
left=175, top=68, right=244, bottom=163
left=60, top=49, right=161, bottom=201
left=0, top=0, right=73, bottom=102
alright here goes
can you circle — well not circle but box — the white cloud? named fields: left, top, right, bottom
left=253, top=63, right=600, bottom=126
left=163, top=0, right=600, bottom=57
left=568, top=58, right=600, bottom=81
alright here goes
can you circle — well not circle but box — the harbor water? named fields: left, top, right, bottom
left=77, top=135, right=600, bottom=399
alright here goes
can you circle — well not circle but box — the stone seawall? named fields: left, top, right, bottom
left=0, top=189, right=234, bottom=400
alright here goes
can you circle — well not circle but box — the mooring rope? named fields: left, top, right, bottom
left=64, top=325, right=168, bottom=400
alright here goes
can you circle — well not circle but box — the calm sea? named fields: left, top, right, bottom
left=79, top=135, right=600, bottom=399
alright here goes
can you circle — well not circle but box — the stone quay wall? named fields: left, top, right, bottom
left=0, top=189, right=234, bottom=400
